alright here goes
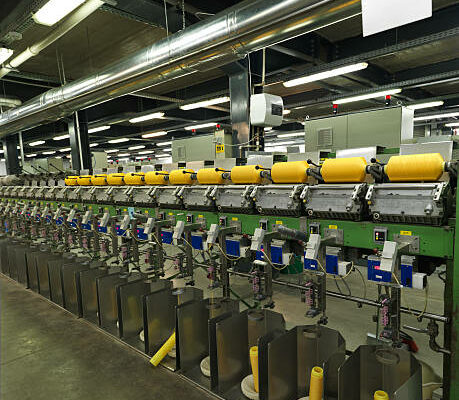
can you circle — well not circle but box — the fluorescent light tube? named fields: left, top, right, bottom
left=138, top=150, right=154, bottom=155
left=284, top=63, right=368, bottom=87
left=0, top=48, right=13, bottom=64
left=128, top=145, right=146, bottom=150
left=33, top=0, right=85, bottom=26
left=414, top=111, right=459, bottom=121
left=117, top=153, right=130, bottom=157
left=89, top=143, right=99, bottom=147
left=180, top=96, right=230, bottom=110
left=43, top=151, right=56, bottom=155
left=29, top=140, right=45, bottom=146
left=59, top=147, right=71, bottom=152
left=185, top=122, right=217, bottom=131
left=157, top=141, right=172, bottom=146
left=53, top=134, right=70, bottom=141
left=445, top=122, right=459, bottom=127
left=105, top=149, right=119, bottom=153
left=407, top=101, right=444, bottom=110
left=283, top=109, right=291, bottom=115
left=333, top=88, right=402, bottom=105
left=108, top=138, right=129, bottom=144
left=26, top=153, right=37, bottom=158
left=88, top=125, right=110, bottom=134
left=142, top=131, right=167, bottom=139
left=277, top=132, right=304, bottom=138
left=129, top=112, right=165, bottom=124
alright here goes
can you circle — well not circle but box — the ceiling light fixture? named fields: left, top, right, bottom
left=283, top=109, right=291, bottom=115
left=284, top=62, right=369, bottom=87
left=185, top=122, right=218, bottom=131
left=43, top=151, right=56, bottom=155
left=128, top=145, right=146, bottom=151
left=88, top=125, right=111, bottom=134
left=53, top=134, right=70, bottom=141
left=59, top=147, right=71, bottom=152
left=157, top=141, right=172, bottom=146
left=129, top=112, right=165, bottom=124
left=407, top=101, right=444, bottom=110
left=29, top=140, right=45, bottom=146
left=33, top=0, right=85, bottom=26
left=333, top=88, right=402, bottom=105
left=105, top=149, right=119, bottom=154
left=118, top=153, right=130, bottom=157
left=414, top=111, right=459, bottom=121
left=89, top=143, right=99, bottom=147
left=141, top=131, right=168, bottom=139
left=26, top=153, right=37, bottom=158
left=445, top=122, right=459, bottom=127
left=138, top=150, right=154, bottom=155
left=180, top=96, right=230, bottom=111
left=0, top=47, right=13, bottom=64
left=277, top=132, right=304, bottom=138
left=108, top=138, right=129, bottom=144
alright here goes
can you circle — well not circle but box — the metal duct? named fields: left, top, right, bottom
left=0, top=0, right=361, bottom=137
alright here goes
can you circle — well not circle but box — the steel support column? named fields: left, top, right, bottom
left=2, top=134, right=21, bottom=175
left=68, top=111, right=91, bottom=173
left=222, top=61, right=251, bottom=158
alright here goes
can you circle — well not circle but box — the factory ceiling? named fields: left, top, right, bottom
left=0, top=0, right=458, bottom=159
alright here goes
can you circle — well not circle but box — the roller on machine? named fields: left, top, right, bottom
left=229, top=165, right=269, bottom=184
left=106, top=173, right=125, bottom=186
left=168, top=169, right=196, bottom=185
left=196, top=168, right=229, bottom=185
left=124, top=172, right=145, bottom=185
left=144, top=171, right=169, bottom=185
left=77, top=175, right=92, bottom=186
left=65, top=176, right=79, bottom=186
left=91, top=174, right=107, bottom=186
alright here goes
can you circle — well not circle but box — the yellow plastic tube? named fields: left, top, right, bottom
left=145, top=171, right=169, bottom=185
left=150, top=332, right=176, bottom=367
left=65, top=176, right=79, bottom=186
left=385, top=153, right=444, bottom=182
left=230, top=165, right=264, bottom=184
left=106, top=173, right=125, bottom=185
left=91, top=174, right=107, bottom=186
left=124, top=172, right=145, bottom=185
left=77, top=175, right=92, bottom=186
left=309, top=366, right=323, bottom=400
left=321, top=157, right=367, bottom=183
left=250, top=346, right=259, bottom=393
left=169, top=169, right=195, bottom=185
left=374, top=390, right=389, bottom=400
left=271, top=161, right=309, bottom=183
left=196, top=168, right=226, bottom=185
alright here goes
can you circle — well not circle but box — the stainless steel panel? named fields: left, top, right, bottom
left=62, top=257, right=92, bottom=316
left=36, top=248, right=62, bottom=299
left=48, top=253, right=75, bottom=307
left=400, top=141, right=453, bottom=161
left=26, top=247, right=42, bottom=292
left=80, top=266, right=113, bottom=324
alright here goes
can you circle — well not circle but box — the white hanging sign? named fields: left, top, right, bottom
left=361, top=0, right=432, bottom=37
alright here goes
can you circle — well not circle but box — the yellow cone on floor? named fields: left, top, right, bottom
left=249, top=346, right=259, bottom=393
left=150, top=332, right=176, bottom=367
left=374, top=390, right=389, bottom=400
left=309, top=366, right=323, bottom=400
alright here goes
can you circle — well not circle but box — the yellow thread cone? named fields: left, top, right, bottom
left=321, top=157, right=367, bottom=183
left=196, top=168, right=226, bottom=185
left=107, top=173, right=125, bottom=185
left=91, top=175, right=107, bottom=186
left=65, top=176, right=78, bottom=186
left=231, top=165, right=264, bottom=184
left=145, top=171, right=168, bottom=185
left=271, top=161, right=309, bottom=183
left=169, top=169, right=195, bottom=185
left=309, top=366, right=323, bottom=400
left=150, top=332, right=176, bottom=367
left=374, top=390, right=389, bottom=400
left=249, top=346, right=259, bottom=392
left=77, top=175, right=92, bottom=186
left=385, top=153, right=444, bottom=182
left=124, top=172, right=145, bottom=185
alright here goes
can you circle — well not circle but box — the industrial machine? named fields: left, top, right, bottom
left=0, top=152, right=457, bottom=400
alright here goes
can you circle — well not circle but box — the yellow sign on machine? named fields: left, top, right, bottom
left=216, top=144, right=225, bottom=153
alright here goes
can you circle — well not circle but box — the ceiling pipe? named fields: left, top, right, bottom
left=0, top=0, right=105, bottom=79
left=0, top=0, right=361, bottom=137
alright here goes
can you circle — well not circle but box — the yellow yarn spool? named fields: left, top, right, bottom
left=321, top=157, right=367, bottom=183
left=106, top=173, right=125, bottom=185
left=65, top=176, right=78, bottom=186
left=124, top=172, right=145, bottom=185
left=91, top=174, right=107, bottom=186
left=271, top=161, right=309, bottom=183
left=196, top=168, right=226, bottom=185
left=385, top=153, right=445, bottom=182
left=145, top=171, right=169, bottom=185
left=230, top=165, right=264, bottom=184
left=169, top=169, right=195, bottom=185
left=374, top=390, right=389, bottom=400
left=249, top=346, right=259, bottom=393
left=309, top=366, right=323, bottom=400
left=150, top=332, right=176, bottom=367
left=77, top=175, right=92, bottom=186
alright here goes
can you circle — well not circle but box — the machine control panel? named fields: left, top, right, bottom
left=373, top=227, right=388, bottom=244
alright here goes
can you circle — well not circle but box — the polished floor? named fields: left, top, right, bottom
left=0, top=275, right=213, bottom=400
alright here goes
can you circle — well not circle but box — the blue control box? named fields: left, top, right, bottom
left=367, top=257, right=391, bottom=283
left=191, top=234, right=204, bottom=250
left=225, top=239, right=241, bottom=257
left=325, top=254, right=338, bottom=275
left=304, top=255, right=319, bottom=271
left=401, top=264, right=413, bottom=288
left=161, top=230, right=173, bottom=244
left=136, top=228, right=148, bottom=240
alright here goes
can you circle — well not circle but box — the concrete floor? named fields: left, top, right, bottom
left=0, top=275, right=214, bottom=400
